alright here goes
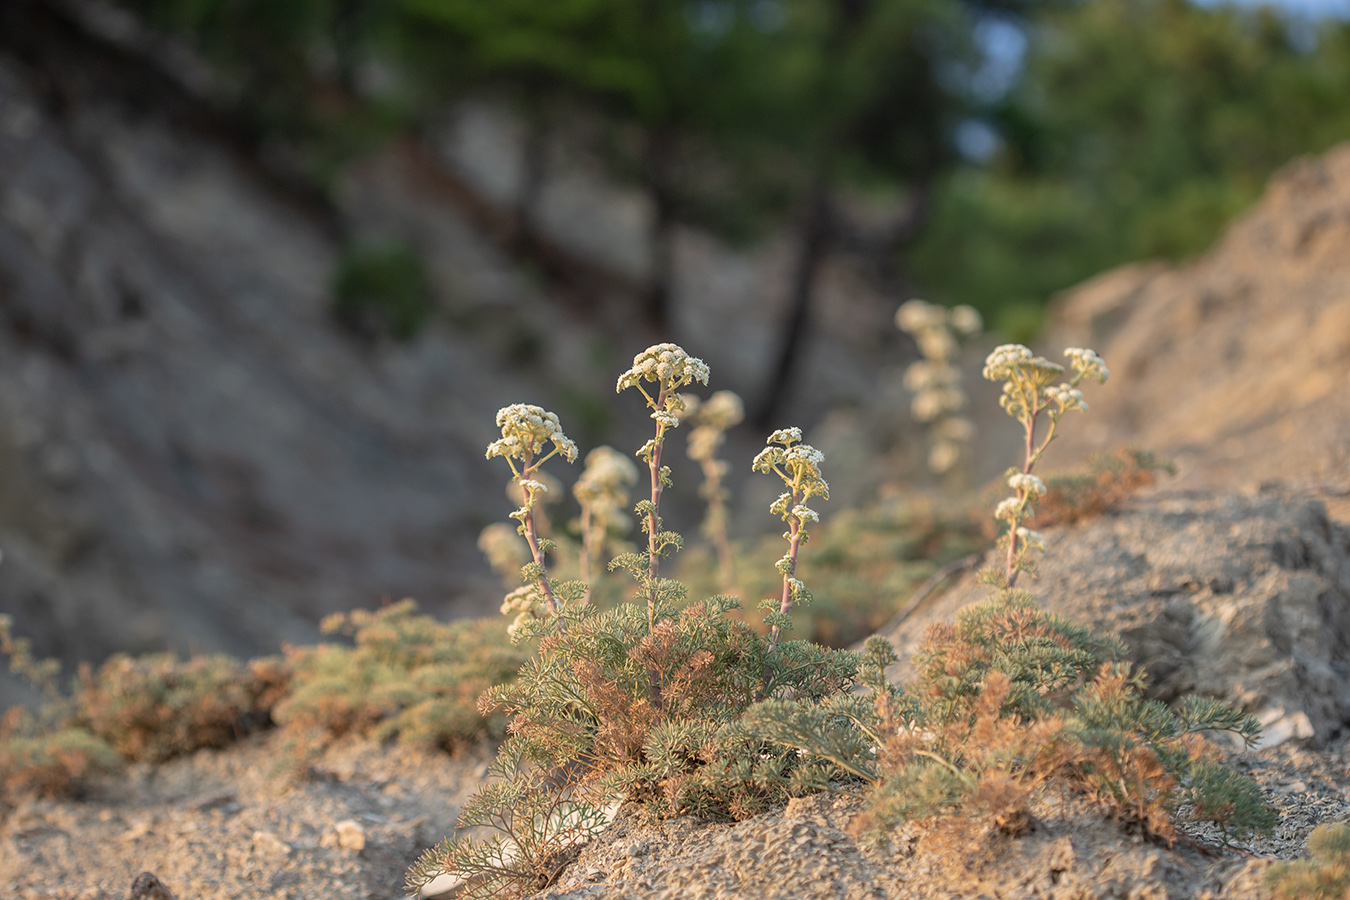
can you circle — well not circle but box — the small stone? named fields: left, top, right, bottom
left=251, top=830, right=292, bottom=856
left=127, top=872, right=177, bottom=900
left=335, top=819, right=366, bottom=852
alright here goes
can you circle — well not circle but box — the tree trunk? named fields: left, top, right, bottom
left=510, top=105, right=548, bottom=254
left=755, top=179, right=831, bottom=429
left=642, top=129, right=675, bottom=332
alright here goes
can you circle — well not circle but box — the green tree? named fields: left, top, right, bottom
left=910, top=0, right=1350, bottom=335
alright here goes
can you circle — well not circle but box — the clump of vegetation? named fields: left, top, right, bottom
left=0, top=708, right=120, bottom=800
left=332, top=241, right=436, bottom=341
left=408, top=339, right=1274, bottom=900
left=407, top=344, right=862, bottom=899
left=1, top=615, right=284, bottom=794
left=1, top=601, right=524, bottom=801
left=274, top=600, right=526, bottom=751
left=743, top=343, right=1275, bottom=845
left=1267, top=822, right=1350, bottom=900
left=1032, top=446, right=1175, bottom=528
left=72, top=652, right=289, bottom=763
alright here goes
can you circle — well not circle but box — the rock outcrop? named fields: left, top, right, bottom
left=1041, top=145, right=1350, bottom=496
left=882, top=486, right=1350, bottom=745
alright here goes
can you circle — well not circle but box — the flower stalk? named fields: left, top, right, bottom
left=753, top=428, right=829, bottom=646
left=682, top=390, right=744, bottom=592
left=983, top=345, right=1109, bottom=586
left=616, top=343, right=709, bottom=632
left=485, top=404, right=578, bottom=622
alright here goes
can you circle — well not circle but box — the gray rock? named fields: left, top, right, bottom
left=882, top=486, right=1350, bottom=745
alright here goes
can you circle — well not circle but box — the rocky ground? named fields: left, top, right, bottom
left=0, top=707, right=1346, bottom=900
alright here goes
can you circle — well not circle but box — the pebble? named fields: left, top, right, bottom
left=251, top=830, right=293, bottom=856
left=335, top=819, right=366, bottom=852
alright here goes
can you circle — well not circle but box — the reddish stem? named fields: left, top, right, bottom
left=519, top=450, right=558, bottom=615
left=644, top=388, right=668, bottom=633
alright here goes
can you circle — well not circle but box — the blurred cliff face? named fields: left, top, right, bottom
left=2, top=0, right=1348, bottom=706
left=0, top=22, right=498, bottom=678
left=0, top=2, right=915, bottom=698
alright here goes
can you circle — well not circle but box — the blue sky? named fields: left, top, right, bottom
left=1204, top=0, right=1349, bottom=16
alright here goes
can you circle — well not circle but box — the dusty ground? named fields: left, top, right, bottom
left=0, top=727, right=1347, bottom=900
left=0, top=734, right=488, bottom=900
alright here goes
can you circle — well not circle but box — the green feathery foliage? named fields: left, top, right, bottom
left=754, top=344, right=1272, bottom=846
left=275, top=600, right=527, bottom=750
left=1, top=602, right=523, bottom=800
left=406, top=740, right=611, bottom=900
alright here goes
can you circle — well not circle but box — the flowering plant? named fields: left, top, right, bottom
left=485, top=403, right=579, bottom=620
left=752, top=427, right=829, bottom=644
left=895, top=299, right=982, bottom=474
left=982, top=345, right=1108, bottom=586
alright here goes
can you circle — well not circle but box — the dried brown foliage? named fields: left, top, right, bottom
left=0, top=707, right=120, bottom=800
left=72, top=653, right=290, bottom=763
left=1032, top=448, right=1174, bottom=528
left=853, top=594, right=1273, bottom=847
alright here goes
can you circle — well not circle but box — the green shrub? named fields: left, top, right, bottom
left=408, top=346, right=862, bottom=899
left=743, top=344, right=1273, bottom=845
left=2, top=601, right=521, bottom=799
left=2, top=615, right=286, bottom=795
left=72, top=652, right=288, bottom=762
left=275, top=600, right=526, bottom=750
left=0, top=708, right=120, bottom=800
left=410, top=340, right=1274, bottom=900
left=332, top=241, right=435, bottom=341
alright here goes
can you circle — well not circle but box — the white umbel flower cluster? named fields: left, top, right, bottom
left=573, top=446, right=639, bottom=554
left=755, top=428, right=829, bottom=512
left=616, top=343, right=710, bottom=393
left=698, top=390, right=744, bottom=430
left=982, top=344, right=1033, bottom=381
left=1064, top=347, right=1110, bottom=384
left=994, top=497, right=1022, bottom=522
left=500, top=585, right=544, bottom=638
left=486, top=403, right=578, bottom=464
left=1008, top=472, right=1047, bottom=496
left=573, top=446, right=639, bottom=503
left=478, top=522, right=529, bottom=583
left=1044, top=384, right=1088, bottom=413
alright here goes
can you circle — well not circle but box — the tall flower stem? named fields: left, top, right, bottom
left=701, top=456, right=736, bottom=591
left=771, top=485, right=805, bottom=646
left=484, top=403, right=577, bottom=632
left=516, top=453, right=558, bottom=615
left=643, top=387, right=668, bottom=633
